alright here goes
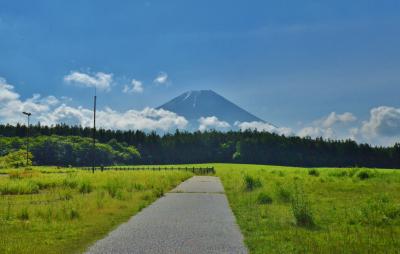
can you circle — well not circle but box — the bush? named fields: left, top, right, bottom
left=78, top=180, right=93, bottom=194
left=257, top=192, right=273, bottom=204
left=308, top=169, right=320, bottom=177
left=359, top=195, right=400, bottom=226
left=357, top=170, right=374, bottom=180
left=0, top=150, right=33, bottom=168
left=329, top=170, right=348, bottom=177
left=291, top=185, right=314, bottom=227
left=275, top=184, right=291, bottom=202
left=244, top=175, right=262, bottom=191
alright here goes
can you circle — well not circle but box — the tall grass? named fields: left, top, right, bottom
left=291, top=183, right=315, bottom=227
left=0, top=168, right=193, bottom=254
left=0, top=180, right=39, bottom=195
left=243, top=175, right=262, bottom=191
left=217, top=163, right=400, bottom=254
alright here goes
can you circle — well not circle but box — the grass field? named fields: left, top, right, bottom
left=0, top=167, right=192, bottom=254
left=1, top=164, right=399, bottom=254
left=215, top=164, right=400, bottom=254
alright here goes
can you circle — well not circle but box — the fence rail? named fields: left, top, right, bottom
left=77, top=166, right=215, bottom=175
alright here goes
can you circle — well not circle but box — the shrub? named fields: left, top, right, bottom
left=357, top=170, right=374, bottom=180
left=308, top=169, right=320, bottom=177
left=275, top=184, right=291, bottom=202
left=257, top=192, right=273, bottom=204
left=244, top=175, right=262, bottom=191
left=78, top=180, right=93, bottom=194
left=359, top=195, right=400, bottom=226
left=291, top=185, right=314, bottom=227
left=0, top=150, right=33, bottom=168
left=329, top=170, right=348, bottom=177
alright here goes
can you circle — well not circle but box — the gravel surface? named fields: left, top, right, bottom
left=86, top=176, right=247, bottom=254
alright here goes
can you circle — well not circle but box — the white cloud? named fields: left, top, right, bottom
left=198, top=116, right=230, bottom=132
left=359, top=106, right=400, bottom=145
left=322, top=112, right=356, bottom=128
left=153, top=72, right=169, bottom=85
left=0, top=78, right=58, bottom=124
left=123, top=79, right=143, bottom=94
left=235, top=121, right=293, bottom=136
left=298, top=111, right=358, bottom=140
left=64, top=71, right=113, bottom=91
left=39, top=106, right=188, bottom=131
left=0, top=76, right=188, bottom=132
left=298, top=126, right=334, bottom=139
left=0, top=77, right=20, bottom=101
left=97, top=107, right=187, bottom=131
left=1, top=76, right=399, bottom=146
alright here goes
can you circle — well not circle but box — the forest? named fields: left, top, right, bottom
left=0, top=123, right=399, bottom=168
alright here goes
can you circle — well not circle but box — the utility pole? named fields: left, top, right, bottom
left=92, top=88, right=97, bottom=173
left=22, top=111, right=32, bottom=166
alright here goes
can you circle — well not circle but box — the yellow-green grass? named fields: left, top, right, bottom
left=214, top=164, right=400, bottom=253
left=2, top=164, right=400, bottom=254
left=0, top=168, right=192, bottom=254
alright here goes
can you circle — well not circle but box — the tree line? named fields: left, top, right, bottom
left=0, top=135, right=140, bottom=167
left=0, top=123, right=399, bottom=168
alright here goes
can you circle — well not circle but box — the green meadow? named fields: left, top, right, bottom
left=0, top=168, right=192, bottom=254
left=216, top=164, right=400, bottom=254
left=1, top=164, right=399, bottom=253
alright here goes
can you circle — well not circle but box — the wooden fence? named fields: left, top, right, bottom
left=78, top=166, right=215, bottom=175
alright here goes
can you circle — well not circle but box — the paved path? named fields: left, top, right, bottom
left=86, top=176, right=247, bottom=254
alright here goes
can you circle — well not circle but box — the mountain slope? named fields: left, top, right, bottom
left=157, top=90, right=264, bottom=124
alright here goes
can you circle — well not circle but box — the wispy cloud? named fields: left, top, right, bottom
left=153, top=72, right=169, bottom=85
left=64, top=71, right=113, bottom=91
left=123, top=79, right=144, bottom=94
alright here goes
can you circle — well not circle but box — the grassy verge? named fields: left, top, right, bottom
left=0, top=167, right=192, bottom=253
left=216, top=164, right=400, bottom=253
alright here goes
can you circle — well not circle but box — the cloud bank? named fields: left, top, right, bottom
left=1, top=76, right=399, bottom=146
left=0, top=77, right=187, bottom=132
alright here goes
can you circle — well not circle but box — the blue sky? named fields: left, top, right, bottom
left=1, top=1, right=400, bottom=145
